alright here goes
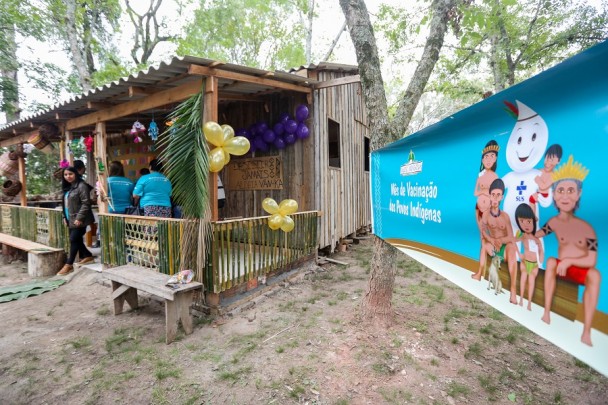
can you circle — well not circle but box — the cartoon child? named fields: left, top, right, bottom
left=472, top=140, right=499, bottom=280
left=477, top=179, right=519, bottom=303
left=536, top=156, right=600, bottom=346
left=515, top=203, right=544, bottom=311
left=502, top=101, right=552, bottom=242
left=529, top=144, right=563, bottom=217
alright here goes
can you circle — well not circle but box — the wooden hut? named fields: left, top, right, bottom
left=0, top=57, right=371, bottom=307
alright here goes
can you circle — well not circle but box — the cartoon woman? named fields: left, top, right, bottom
left=472, top=140, right=499, bottom=280
left=515, top=203, right=544, bottom=310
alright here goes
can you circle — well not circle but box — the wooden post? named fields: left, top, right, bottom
left=65, top=130, right=73, bottom=165
left=203, top=77, right=219, bottom=221
left=95, top=122, right=108, bottom=213
left=17, top=144, right=26, bottom=207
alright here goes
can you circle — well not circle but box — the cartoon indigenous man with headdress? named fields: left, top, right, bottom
left=536, top=156, right=601, bottom=346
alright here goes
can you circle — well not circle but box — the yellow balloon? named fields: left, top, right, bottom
left=221, top=124, right=235, bottom=143
left=280, top=216, right=295, bottom=232
left=209, top=147, right=227, bottom=172
left=203, top=121, right=224, bottom=146
left=224, top=137, right=250, bottom=156
left=278, top=199, right=298, bottom=216
left=262, top=198, right=279, bottom=214
left=224, top=150, right=231, bottom=166
left=268, top=213, right=284, bottom=230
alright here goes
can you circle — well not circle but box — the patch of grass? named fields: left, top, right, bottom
left=529, top=351, right=555, bottom=373
left=218, top=365, right=252, bottom=382
left=336, top=291, right=348, bottom=301
left=451, top=337, right=459, bottom=344
left=399, top=260, right=424, bottom=277
left=288, top=384, right=306, bottom=399
left=407, top=320, right=428, bottom=333
left=334, top=399, right=349, bottom=405
left=574, top=358, right=590, bottom=369
left=151, top=386, right=170, bottom=404
left=96, top=306, right=110, bottom=316
left=444, top=307, right=468, bottom=324
left=430, top=358, right=439, bottom=366
left=327, top=300, right=337, bottom=306
left=480, top=323, right=494, bottom=335
left=371, top=362, right=393, bottom=375
left=464, top=342, right=483, bottom=359
left=155, top=360, right=181, bottom=380
left=105, top=327, right=145, bottom=353
left=276, top=346, right=285, bottom=353
left=27, top=315, right=39, bottom=322
left=378, top=387, right=413, bottom=404
left=447, top=381, right=470, bottom=398
left=68, top=336, right=92, bottom=349
left=478, top=374, right=498, bottom=395
left=278, top=300, right=296, bottom=311
left=488, top=308, right=504, bottom=320
left=554, top=391, right=563, bottom=404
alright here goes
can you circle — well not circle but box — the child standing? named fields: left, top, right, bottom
left=515, top=203, right=544, bottom=310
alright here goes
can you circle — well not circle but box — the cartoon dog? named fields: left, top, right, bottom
left=487, top=255, right=503, bottom=295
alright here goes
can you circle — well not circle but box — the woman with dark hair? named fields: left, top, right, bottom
left=106, top=161, right=134, bottom=214
left=133, top=158, right=172, bottom=218
left=58, top=166, right=95, bottom=275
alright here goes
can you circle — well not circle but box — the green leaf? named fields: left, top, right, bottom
left=508, top=392, right=517, bottom=402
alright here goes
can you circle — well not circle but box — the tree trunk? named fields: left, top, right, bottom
left=359, top=236, right=398, bottom=325
left=341, top=0, right=458, bottom=325
left=65, top=0, right=92, bottom=91
left=305, top=0, right=315, bottom=64
left=1, top=22, right=20, bottom=122
left=489, top=34, right=505, bottom=92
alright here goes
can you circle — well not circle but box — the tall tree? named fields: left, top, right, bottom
left=46, top=0, right=122, bottom=91
left=125, top=0, right=175, bottom=65
left=0, top=0, right=46, bottom=122
left=177, top=0, right=307, bottom=70
left=340, top=0, right=459, bottom=324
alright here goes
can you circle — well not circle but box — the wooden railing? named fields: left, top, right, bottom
left=0, top=204, right=69, bottom=251
left=100, top=211, right=320, bottom=296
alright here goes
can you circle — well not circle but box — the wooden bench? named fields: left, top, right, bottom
left=0, top=232, right=65, bottom=277
left=102, top=265, right=203, bottom=344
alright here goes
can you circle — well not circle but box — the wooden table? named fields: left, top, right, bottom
left=102, top=265, right=203, bottom=344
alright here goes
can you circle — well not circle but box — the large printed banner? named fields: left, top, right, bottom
left=371, top=41, right=608, bottom=376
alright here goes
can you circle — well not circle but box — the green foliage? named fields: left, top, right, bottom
left=24, top=148, right=62, bottom=196
left=177, top=0, right=307, bottom=70
left=158, top=89, right=209, bottom=219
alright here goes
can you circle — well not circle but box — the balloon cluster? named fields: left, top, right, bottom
left=262, top=198, right=298, bottom=232
left=203, top=121, right=251, bottom=172
left=235, top=104, right=310, bottom=154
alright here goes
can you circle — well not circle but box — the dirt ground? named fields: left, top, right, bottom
left=0, top=238, right=606, bottom=405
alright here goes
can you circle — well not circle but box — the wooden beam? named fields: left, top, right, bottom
left=218, top=93, right=264, bottom=102
left=95, top=122, right=108, bottom=214
left=313, top=75, right=361, bottom=89
left=56, top=112, right=78, bottom=120
left=203, top=77, right=219, bottom=221
left=129, top=86, right=154, bottom=97
left=188, top=65, right=311, bottom=94
left=0, top=131, right=36, bottom=148
left=87, top=101, right=114, bottom=110
left=66, top=79, right=203, bottom=131
left=17, top=148, right=26, bottom=207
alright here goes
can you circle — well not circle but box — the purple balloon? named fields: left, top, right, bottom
left=273, top=137, right=286, bottom=150
left=295, top=104, right=309, bottom=122
left=249, top=124, right=259, bottom=136
left=249, top=142, right=257, bottom=154
left=262, top=129, right=276, bottom=143
left=273, top=122, right=285, bottom=136
left=278, top=112, right=290, bottom=123
left=296, top=123, right=309, bottom=139
left=284, top=133, right=296, bottom=145
left=258, top=122, right=269, bottom=134
left=236, top=128, right=250, bottom=139
left=254, top=136, right=269, bottom=152
left=284, top=119, right=297, bottom=134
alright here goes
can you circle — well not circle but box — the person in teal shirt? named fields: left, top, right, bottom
left=107, top=161, right=134, bottom=214
left=133, top=158, right=172, bottom=218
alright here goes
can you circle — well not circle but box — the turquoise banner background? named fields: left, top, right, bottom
left=372, top=41, right=608, bottom=315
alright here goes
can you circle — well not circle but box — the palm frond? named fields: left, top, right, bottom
left=158, top=86, right=212, bottom=286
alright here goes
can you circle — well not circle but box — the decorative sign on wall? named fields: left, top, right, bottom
left=227, top=156, right=283, bottom=190
left=108, top=141, right=156, bottom=180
